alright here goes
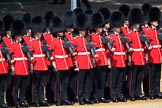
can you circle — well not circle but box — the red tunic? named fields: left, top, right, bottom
left=111, top=33, right=126, bottom=68
left=11, top=42, right=29, bottom=75
left=3, top=36, right=13, bottom=53
left=31, top=39, right=48, bottom=71
left=145, top=28, right=162, bottom=64
left=128, top=31, right=145, bottom=65
left=90, top=33, right=108, bottom=66
left=121, top=27, right=131, bottom=37
left=43, top=33, right=54, bottom=44
left=23, top=35, right=33, bottom=46
left=74, top=35, right=93, bottom=69
left=49, top=38, right=70, bottom=70
left=0, top=44, right=8, bottom=74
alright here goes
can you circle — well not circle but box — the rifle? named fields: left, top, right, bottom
left=41, top=39, right=53, bottom=61
left=63, top=36, right=77, bottom=57
left=120, top=33, right=132, bottom=50
left=21, top=40, right=33, bottom=61
left=101, top=32, right=115, bottom=53
left=20, top=39, right=34, bottom=73
left=140, top=31, right=152, bottom=50
left=63, top=36, right=79, bottom=69
left=86, top=35, right=98, bottom=67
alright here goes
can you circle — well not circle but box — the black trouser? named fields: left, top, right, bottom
left=94, top=66, right=107, bottom=99
left=14, top=75, right=30, bottom=105
left=143, top=64, right=149, bottom=96
left=68, top=67, right=78, bottom=101
left=25, top=74, right=32, bottom=104
left=77, top=0, right=91, bottom=8
left=78, top=69, right=92, bottom=100
left=149, top=63, right=161, bottom=96
left=33, top=70, right=48, bottom=104
left=0, top=74, right=8, bottom=106
left=6, top=70, right=14, bottom=105
left=46, top=66, right=54, bottom=103
left=111, top=67, right=125, bottom=99
left=56, top=70, right=70, bottom=102
left=129, top=65, right=144, bottom=97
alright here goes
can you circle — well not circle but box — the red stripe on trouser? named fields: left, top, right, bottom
left=129, top=70, right=133, bottom=96
left=110, top=70, right=112, bottom=98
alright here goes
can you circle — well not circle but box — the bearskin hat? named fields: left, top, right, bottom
left=32, top=16, right=45, bottom=33
left=110, top=11, right=124, bottom=27
left=3, top=15, right=14, bottom=31
left=149, top=7, right=161, bottom=22
left=98, top=7, right=111, bottom=24
left=129, top=8, right=143, bottom=26
left=119, top=5, right=130, bottom=20
left=11, top=20, right=25, bottom=36
left=22, top=13, right=32, bottom=30
left=73, top=13, right=89, bottom=30
left=51, top=16, right=65, bottom=34
left=62, top=11, right=73, bottom=28
left=44, top=11, right=55, bottom=27
left=141, top=3, right=152, bottom=21
left=73, top=7, right=84, bottom=17
left=91, top=12, right=104, bottom=28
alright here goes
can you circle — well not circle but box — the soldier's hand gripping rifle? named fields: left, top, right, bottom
left=41, top=39, right=53, bottom=61
left=20, top=40, right=34, bottom=73
left=21, top=41, right=33, bottom=61
left=86, top=35, right=98, bottom=67
left=139, top=31, right=152, bottom=50
left=120, top=33, right=132, bottom=50
left=63, top=37, right=77, bottom=57
left=1, top=41, right=12, bottom=63
left=101, top=32, right=115, bottom=53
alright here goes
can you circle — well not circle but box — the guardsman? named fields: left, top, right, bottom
left=2, top=15, right=14, bottom=106
left=31, top=16, right=50, bottom=107
left=43, top=11, right=55, bottom=104
left=63, top=10, right=78, bottom=102
left=109, top=11, right=127, bottom=102
left=22, top=12, right=33, bottom=105
left=73, top=13, right=94, bottom=105
left=11, top=20, right=31, bottom=108
left=141, top=3, right=152, bottom=98
left=0, top=20, right=10, bottom=108
left=146, top=7, right=162, bottom=99
left=119, top=5, right=132, bottom=98
left=98, top=7, right=111, bottom=100
left=50, top=16, right=74, bottom=106
left=90, top=12, right=110, bottom=103
left=128, top=8, right=147, bottom=101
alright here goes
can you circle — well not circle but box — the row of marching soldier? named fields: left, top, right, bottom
left=0, top=3, right=162, bottom=108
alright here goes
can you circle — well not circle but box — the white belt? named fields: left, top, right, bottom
left=133, top=48, right=144, bottom=52
left=152, top=45, right=161, bottom=48
left=33, top=54, right=45, bottom=58
left=77, top=52, right=90, bottom=56
left=14, top=57, right=27, bottom=61
left=0, top=58, right=5, bottom=62
left=114, top=52, right=126, bottom=55
left=95, top=48, right=105, bottom=52
left=55, top=55, right=68, bottom=59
